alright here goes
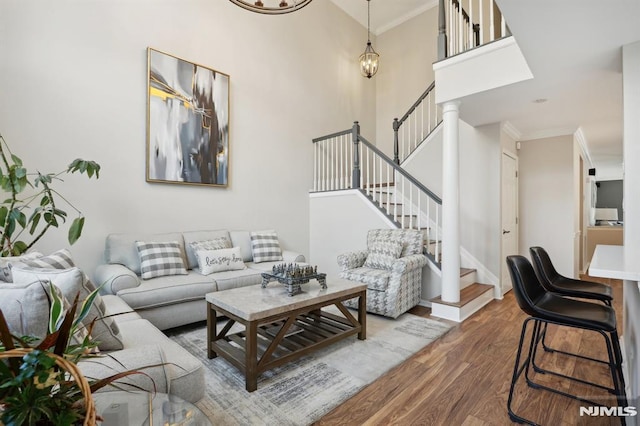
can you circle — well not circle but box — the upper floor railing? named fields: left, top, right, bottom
left=438, top=0, right=509, bottom=59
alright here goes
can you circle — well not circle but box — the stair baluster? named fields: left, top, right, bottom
left=313, top=122, right=444, bottom=266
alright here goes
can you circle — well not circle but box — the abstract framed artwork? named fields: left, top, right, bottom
left=146, top=48, right=230, bottom=187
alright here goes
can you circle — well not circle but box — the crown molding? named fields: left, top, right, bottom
left=375, top=0, right=438, bottom=35
left=574, top=126, right=594, bottom=167
left=519, top=126, right=577, bottom=142
left=501, top=121, right=522, bottom=141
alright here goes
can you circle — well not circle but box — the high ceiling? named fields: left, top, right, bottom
left=331, top=0, right=640, bottom=179
left=330, top=0, right=437, bottom=36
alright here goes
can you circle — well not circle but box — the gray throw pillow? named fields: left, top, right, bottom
left=250, top=230, right=283, bottom=263
left=11, top=266, right=124, bottom=351
left=135, top=241, right=188, bottom=280
left=0, top=252, right=43, bottom=282
left=0, top=280, right=53, bottom=340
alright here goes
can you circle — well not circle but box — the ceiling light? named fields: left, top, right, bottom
left=359, top=0, right=379, bottom=79
left=229, top=0, right=313, bottom=15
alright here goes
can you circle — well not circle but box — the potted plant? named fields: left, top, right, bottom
left=0, top=134, right=100, bottom=256
left=0, top=283, right=150, bottom=425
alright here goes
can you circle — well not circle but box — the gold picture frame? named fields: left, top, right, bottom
left=146, top=48, right=230, bottom=187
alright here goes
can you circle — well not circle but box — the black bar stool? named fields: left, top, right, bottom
left=529, top=246, right=612, bottom=306
left=506, top=255, right=626, bottom=426
left=529, top=246, right=615, bottom=364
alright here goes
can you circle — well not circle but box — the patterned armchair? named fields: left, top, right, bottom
left=337, top=229, right=427, bottom=318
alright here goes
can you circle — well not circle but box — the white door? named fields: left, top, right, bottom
left=501, top=152, right=518, bottom=294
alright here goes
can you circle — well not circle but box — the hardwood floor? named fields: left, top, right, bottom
left=315, top=276, right=624, bottom=426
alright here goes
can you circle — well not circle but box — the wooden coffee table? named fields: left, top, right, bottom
left=206, top=279, right=367, bottom=392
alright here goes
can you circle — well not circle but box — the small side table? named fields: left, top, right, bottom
left=94, top=391, right=211, bottom=425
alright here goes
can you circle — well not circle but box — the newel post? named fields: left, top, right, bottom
left=438, top=0, right=447, bottom=60
left=351, top=121, right=361, bottom=189
left=393, top=118, right=400, bottom=165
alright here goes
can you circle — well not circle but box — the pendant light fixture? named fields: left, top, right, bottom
left=229, top=0, right=313, bottom=15
left=359, top=0, right=379, bottom=79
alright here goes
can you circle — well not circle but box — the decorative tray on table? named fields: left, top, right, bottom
left=261, top=263, right=327, bottom=296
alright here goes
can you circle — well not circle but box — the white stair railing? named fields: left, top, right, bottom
left=438, top=0, right=510, bottom=59
left=393, top=82, right=441, bottom=165
left=312, top=122, right=443, bottom=263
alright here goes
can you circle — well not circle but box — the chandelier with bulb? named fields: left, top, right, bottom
left=359, top=0, right=379, bottom=78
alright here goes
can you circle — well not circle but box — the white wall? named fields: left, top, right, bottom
left=518, top=135, right=575, bottom=276
left=0, top=0, right=376, bottom=276
left=622, top=40, right=640, bottom=413
left=623, top=41, right=640, bottom=259
left=374, top=7, right=439, bottom=156
left=459, top=122, right=502, bottom=278
left=399, top=119, right=502, bottom=287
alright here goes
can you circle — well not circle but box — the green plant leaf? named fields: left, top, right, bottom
left=48, top=283, right=65, bottom=334
left=67, top=159, right=100, bottom=179
left=0, top=206, right=8, bottom=225
left=28, top=212, right=41, bottom=234
left=10, top=153, right=22, bottom=166
left=9, top=208, right=26, bottom=228
left=68, top=217, right=84, bottom=245
left=43, top=212, right=58, bottom=227
left=11, top=241, right=27, bottom=255
left=74, top=283, right=99, bottom=327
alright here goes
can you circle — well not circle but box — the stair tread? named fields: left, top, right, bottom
left=429, top=283, right=493, bottom=308
left=460, top=267, right=476, bottom=277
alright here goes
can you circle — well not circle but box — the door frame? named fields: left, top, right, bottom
left=500, top=149, right=519, bottom=297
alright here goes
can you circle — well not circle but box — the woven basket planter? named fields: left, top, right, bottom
left=0, top=348, right=96, bottom=426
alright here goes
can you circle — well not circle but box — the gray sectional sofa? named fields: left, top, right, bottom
left=94, top=229, right=306, bottom=330
left=0, top=229, right=305, bottom=405
left=0, top=251, right=205, bottom=403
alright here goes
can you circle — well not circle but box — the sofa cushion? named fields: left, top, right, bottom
left=363, top=239, right=403, bottom=271
left=211, top=268, right=263, bottom=291
left=0, top=251, right=43, bottom=282
left=136, top=241, right=188, bottom=280
left=78, top=343, right=170, bottom=395
left=105, top=232, right=186, bottom=275
left=0, top=280, right=52, bottom=339
left=100, top=294, right=141, bottom=323
left=229, top=230, right=253, bottom=262
left=250, top=230, right=283, bottom=263
left=11, top=266, right=125, bottom=351
left=195, top=246, right=246, bottom=275
left=116, top=271, right=217, bottom=310
left=340, top=267, right=391, bottom=292
left=116, top=318, right=205, bottom=403
left=183, top=230, right=231, bottom=269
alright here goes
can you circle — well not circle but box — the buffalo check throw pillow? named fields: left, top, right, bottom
left=135, top=241, right=188, bottom=280
left=250, top=230, right=283, bottom=263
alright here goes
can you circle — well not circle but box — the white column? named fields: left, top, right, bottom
left=441, top=101, right=461, bottom=303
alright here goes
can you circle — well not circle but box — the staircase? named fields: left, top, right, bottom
left=310, top=0, right=511, bottom=321
left=312, top=110, right=493, bottom=321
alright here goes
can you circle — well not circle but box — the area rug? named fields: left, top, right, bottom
left=166, top=310, right=453, bottom=426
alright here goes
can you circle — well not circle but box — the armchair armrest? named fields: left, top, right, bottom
left=337, top=250, right=368, bottom=271
left=94, top=264, right=141, bottom=295
left=282, top=250, right=306, bottom=263
left=391, top=254, right=428, bottom=275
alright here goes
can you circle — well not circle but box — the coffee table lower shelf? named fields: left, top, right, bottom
left=206, top=286, right=366, bottom=392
